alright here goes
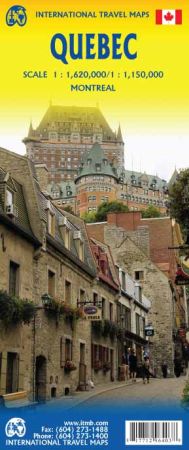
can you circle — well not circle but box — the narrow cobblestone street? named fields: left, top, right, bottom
left=82, top=376, right=187, bottom=408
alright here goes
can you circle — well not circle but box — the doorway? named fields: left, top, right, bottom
left=79, top=343, right=86, bottom=388
left=6, top=352, right=19, bottom=393
left=35, top=355, right=47, bottom=402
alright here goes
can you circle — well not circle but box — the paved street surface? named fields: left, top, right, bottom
left=81, top=376, right=187, bottom=409
left=40, top=375, right=188, bottom=412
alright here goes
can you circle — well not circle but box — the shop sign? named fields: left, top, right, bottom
left=83, top=305, right=102, bottom=321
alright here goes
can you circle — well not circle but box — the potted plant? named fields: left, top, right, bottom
left=94, top=360, right=102, bottom=371
left=103, top=362, right=111, bottom=372
left=64, top=360, right=77, bottom=373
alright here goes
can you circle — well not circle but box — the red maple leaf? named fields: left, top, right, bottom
left=164, top=11, right=174, bottom=21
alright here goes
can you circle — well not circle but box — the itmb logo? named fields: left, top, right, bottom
left=5, top=418, right=26, bottom=438
left=6, top=5, right=27, bottom=27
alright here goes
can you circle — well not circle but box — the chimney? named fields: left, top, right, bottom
left=35, top=163, right=49, bottom=192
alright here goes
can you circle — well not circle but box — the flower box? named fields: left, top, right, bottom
left=93, top=360, right=102, bottom=371
left=103, top=362, right=111, bottom=372
left=64, top=360, right=77, bottom=372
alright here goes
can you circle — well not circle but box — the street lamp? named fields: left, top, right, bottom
left=41, top=293, right=52, bottom=307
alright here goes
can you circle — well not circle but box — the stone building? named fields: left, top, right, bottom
left=24, top=104, right=124, bottom=184
left=0, top=147, right=97, bottom=400
left=89, top=238, right=120, bottom=384
left=23, top=102, right=168, bottom=215
left=49, top=143, right=168, bottom=216
left=75, top=143, right=119, bottom=216
left=117, top=267, right=151, bottom=366
left=0, top=147, right=152, bottom=401
left=0, top=166, right=40, bottom=396
left=87, top=217, right=176, bottom=376
left=106, top=211, right=187, bottom=332
left=117, top=169, right=168, bottom=214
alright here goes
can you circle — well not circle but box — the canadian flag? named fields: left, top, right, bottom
left=156, top=10, right=182, bottom=25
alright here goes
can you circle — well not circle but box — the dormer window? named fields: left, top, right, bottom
left=48, top=211, right=55, bottom=236
left=59, top=216, right=71, bottom=250
left=73, top=230, right=84, bottom=261
left=121, top=271, right=126, bottom=291
left=96, top=164, right=101, bottom=172
left=5, top=188, right=18, bottom=218
left=45, top=200, right=55, bottom=236
left=99, top=253, right=108, bottom=275
left=6, top=189, right=13, bottom=207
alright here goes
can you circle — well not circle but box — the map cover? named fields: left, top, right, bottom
left=0, top=1, right=189, bottom=449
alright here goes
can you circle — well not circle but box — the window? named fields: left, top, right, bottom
left=65, top=338, right=72, bottom=361
left=135, top=271, right=144, bottom=281
left=136, top=313, right=140, bottom=335
left=93, top=292, right=98, bottom=305
left=102, top=298, right=106, bottom=319
left=80, top=289, right=85, bottom=302
left=65, top=280, right=71, bottom=304
left=109, top=302, right=113, bottom=321
left=48, top=270, right=55, bottom=297
left=9, top=261, right=19, bottom=296
left=60, top=337, right=72, bottom=367
left=119, top=305, right=131, bottom=331
left=125, top=308, right=131, bottom=331
left=78, top=241, right=84, bottom=261
left=121, top=271, right=126, bottom=291
left=96, top=164, right=101, bottom=172
left=100, top=255, right=108, bottom=275
left=48, top=211, right=55, bottom=236
left=91, top=344, right=98, bottom=367
left=6, top=189, right=13, bottom=207
left=142, top=317, right=145, bottom=338
left=59, top=221, right=71, bottom=250
left=49, top=132, right=57, bottom=140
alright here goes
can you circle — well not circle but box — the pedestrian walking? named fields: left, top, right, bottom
left=129, top=348, right=137, bottom=382
left=142, top=356, right=150, bottom=384
left=125, top=348, right=129, bottom=380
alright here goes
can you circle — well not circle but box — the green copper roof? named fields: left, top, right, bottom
left=117, top=168, right=168, bottom=191
left=75, top=143, right=118, bottom=181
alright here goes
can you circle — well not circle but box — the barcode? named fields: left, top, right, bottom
left=125, top=421, right=182, bottom=445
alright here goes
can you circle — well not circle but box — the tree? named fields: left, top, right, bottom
left=141, top=205, right=161, bottom=218
left=95, top=201, right=129, bottom=222
left=81, top=211, right=97, bottom=223
left=169, top=168, right=189, bottom=242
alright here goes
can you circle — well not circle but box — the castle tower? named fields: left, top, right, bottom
left=75, top=143, right=118, bottom=216
left=23, top=104, right=125, bottom=188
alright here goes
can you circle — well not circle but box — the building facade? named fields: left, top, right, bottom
left=49, top=144, right=168, bottom=216
left=0, top=147, right=152, bottom=401
left=90, top=239, right=120, bottom=384
left=86, top=217, right=177, bottom=376
left=117, top=267, right=151, bottom=368
left=24, top=104, right=124, bottom=184
left=23, top=103, right=168, bottom=216
left=0, top=148, right=97, bottom=400
left=0, top=165, right=40, bottom=396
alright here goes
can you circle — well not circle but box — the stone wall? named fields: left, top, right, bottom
left=104, top=224, right=174, bottom=377
left=0, top=223, right=35, bottom=395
